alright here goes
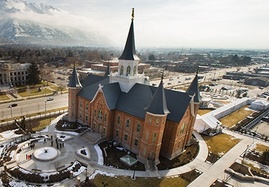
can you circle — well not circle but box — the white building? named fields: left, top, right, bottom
left=0, top=61, right=30, bottom=86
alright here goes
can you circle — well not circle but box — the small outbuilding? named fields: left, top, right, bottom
left=249, top=100, right=269, bottom=111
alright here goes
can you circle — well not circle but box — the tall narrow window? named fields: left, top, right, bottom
left=124, top=134, right=128, bottom=141
left=98, top=110, right=102, bottom=119
left=126, top=119, right=130, bottom=128
left=136, top=123, right=141, bottom=132
left=115, top=130, right=119, bottom=137
left=86, top=103, right=89, bottom=110
left=133, top=66, right=137, bottom=75
left=156, top=118, right=159, bottom=126
left=117, top=115, right=121, bottom=123
left=126, top=66, right=131, bottom=76
left=152, top=133, right=157, bottom=143
left=180, top=123, right=185, bottom=134
left=120, top=65, right=124, bottom=75
left=134, top=139, right=138, bottom=146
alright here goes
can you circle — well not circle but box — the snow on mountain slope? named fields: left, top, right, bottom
left=0, top=0, right=113, bottom=47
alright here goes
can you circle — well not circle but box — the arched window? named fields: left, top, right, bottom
left=126, top=119, right=130, bottom=128
left=180, top=123, right=185, bottom=134
left=152, top=133, right=157, bottom=143
left=133, top=66, right=137, bottom=75
left=117, top=115, right=121, bottom=123
left=98, top=110, right=102, bottom=119
left=126, top=66, right=131, bottom=76
left=156, top=118, right=159, bottom=126
left=136, top=123, right=141, bottom=132
left=120, top=65, right=124, bottom=75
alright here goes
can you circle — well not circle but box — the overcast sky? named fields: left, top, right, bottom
left=28, top=0, right=269, bottom=49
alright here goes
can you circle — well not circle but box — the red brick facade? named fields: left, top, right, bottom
left=68, top=87, right=199, bottom=163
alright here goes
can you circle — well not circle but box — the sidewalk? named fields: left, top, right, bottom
left=188, top=129, right=269, bottom=187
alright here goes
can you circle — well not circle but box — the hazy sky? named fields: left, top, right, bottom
left=28, top=0, right=269, bottom=49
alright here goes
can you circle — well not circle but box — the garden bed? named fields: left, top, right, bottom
left=56, top=119, right=88, bottom=134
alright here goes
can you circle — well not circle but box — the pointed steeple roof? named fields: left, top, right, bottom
left=186, top=70, right=201, bottom=103
left=146, top=75, right=170, bottom=115
left=68, top=65, right=81, bottom=88
left=119, top=8, right=139, bottom=61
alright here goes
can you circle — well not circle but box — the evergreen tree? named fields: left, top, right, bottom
left=27, top=62, right=40, bottom=85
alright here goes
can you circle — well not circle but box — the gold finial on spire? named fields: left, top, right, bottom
left=131, top=8, right=134, bottom=20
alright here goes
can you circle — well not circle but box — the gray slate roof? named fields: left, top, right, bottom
left=186, top=73, right=201, bottom=103
left=77, top=74, right=191, bottom=122
left=68, top=66, right=81, bottom=88
left=145, top=79, right=170, bottom=115
left=118, top=19, right=139, bottom=61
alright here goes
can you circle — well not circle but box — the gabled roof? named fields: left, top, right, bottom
left=78, top=76, right=109, bottom=100
left=145, top=79, right=170, bottom=115
left=118, top=11, right=139, bottom=61
left=68, top=66, right=81, bottom=88
left=82, top=74, right=107, bottom=88
left=78, top=76, right=191, bottom=122
left=186, top=73, right=201, bottom=103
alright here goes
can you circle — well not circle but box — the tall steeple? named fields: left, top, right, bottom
left=119, top=8, right=139, bottom=61
left=68, top=64, right=81, bottom=88
left=67, top=63, right=81, bottom=122
left=146, top=74, right=170, bottom=115
left=110, top=8, right=146, bottom=93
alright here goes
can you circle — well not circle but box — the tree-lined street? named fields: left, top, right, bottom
left=0, top=93, right=68, bottom=120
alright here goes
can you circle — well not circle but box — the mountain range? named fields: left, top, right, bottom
left=0, top=0, right=113, bottom=47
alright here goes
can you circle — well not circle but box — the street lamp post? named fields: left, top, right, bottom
left=10, top=106, right=13, bottom=118
left=44, top=100, right=47, bottom=116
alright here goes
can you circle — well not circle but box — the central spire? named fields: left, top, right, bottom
left=131, top=8, right=134, bottom=21
left=119, top=8, right=139, bottom=61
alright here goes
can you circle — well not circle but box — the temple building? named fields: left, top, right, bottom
left=67, top=9, right=200, bottom=167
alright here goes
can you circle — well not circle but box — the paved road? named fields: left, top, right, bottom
left=0, top=93, right=68, bottom=120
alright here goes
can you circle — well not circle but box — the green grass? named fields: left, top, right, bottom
left=203, top=133, right=240, bottom=156
left=91, top=174, right=190, bottom=187
left=0, top=95, right=10, bottom=101
left=219, top=105, right=254, bottom=128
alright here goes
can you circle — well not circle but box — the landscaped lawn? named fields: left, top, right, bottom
left=32, top=117, right=56, bottom=131
left=198, top=109, right=214, bottom=116
left=202, top=133, right=240, bottom=163
left=0, top=94, right=10, bottom=101
left=83, top=174, right=190, bottom=187
left=18, top=88, right=53, bottom=97
left=219, top=105, right=254, bottom=128
left=255, top=144, right=269, bottom=153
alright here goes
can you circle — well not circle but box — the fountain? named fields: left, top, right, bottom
left=33, top=147, right=59, bottom=161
